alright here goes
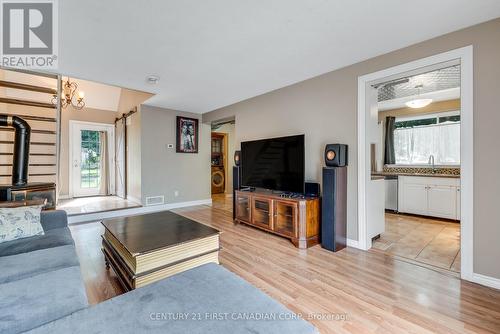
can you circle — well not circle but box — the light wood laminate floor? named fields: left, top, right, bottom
left=69, top=195, right=500, bottom=334
left=372, top=213, right=461, bottom=272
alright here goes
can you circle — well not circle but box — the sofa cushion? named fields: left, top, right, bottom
left=0, top=226, right=74, bottom=257
left=26, top=263, right=318, bottom=334
left=0, top=266, right=88, bottom=334
left=40, top=210, right=68, bottom=231
left=0, top=244, right=80, bottom=284
left=0, top=206, right=44, bottom=243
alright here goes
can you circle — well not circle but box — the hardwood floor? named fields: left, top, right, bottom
left=69, top=195, right=500, bottom=334
left=372, top=213, right=461, bottom=272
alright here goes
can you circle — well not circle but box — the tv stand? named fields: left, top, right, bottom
left=234, top=190, right=320, bottom=248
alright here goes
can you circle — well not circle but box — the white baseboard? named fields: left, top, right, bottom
left=347, top=239, right=359, bottom=248
left=58, top=195, right=71, bottom=200
left=470, top=273, right=500, bottom=290
left=68, top=198, right=212, bottom=224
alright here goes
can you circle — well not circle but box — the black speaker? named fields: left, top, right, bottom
left=304, top=182, right=320, bottom=197
left=325, top=144, right=348, bottom=167
left=232, top=165, right=242, bottom=220
left=321, top=166, right=347, bottom=252
left=234, top=150, right=241, bottom=166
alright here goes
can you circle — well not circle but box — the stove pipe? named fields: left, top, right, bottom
left=0, top=115, right=31, bottom=186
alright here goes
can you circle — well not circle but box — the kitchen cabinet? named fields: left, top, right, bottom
left=398, top=176, right=460, bottom=220
left=427, top=185, right=457, bottom=219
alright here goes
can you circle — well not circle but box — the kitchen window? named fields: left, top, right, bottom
left=393, top=112, right=460, bottom=165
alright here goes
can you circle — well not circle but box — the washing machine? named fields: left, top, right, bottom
left=211, top=166, right=225, bottom=194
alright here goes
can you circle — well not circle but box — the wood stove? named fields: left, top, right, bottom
left=0, top=114, right=56, bottom=209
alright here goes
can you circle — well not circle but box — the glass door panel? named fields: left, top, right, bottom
left=80, top=130, right=102, bottom=190
left=252, top=198, right=272, bottom=229
left=236, top=194, right=251, bottom=222
left=274, top=201, right=297, bottom=236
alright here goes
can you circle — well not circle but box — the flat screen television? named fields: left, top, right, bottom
left=241, top=134, right=305, bottom=193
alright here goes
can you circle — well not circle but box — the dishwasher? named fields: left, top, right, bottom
left=384, top=175, right=398, bottom=211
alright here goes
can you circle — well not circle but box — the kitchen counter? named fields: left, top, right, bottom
left=371, top=171, right=460, bottom=179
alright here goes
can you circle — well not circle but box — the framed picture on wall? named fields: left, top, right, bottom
left=176, top=116, right=199, bottom=153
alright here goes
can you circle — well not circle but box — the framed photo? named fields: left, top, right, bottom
left=176, top=116, right=199, bottom=153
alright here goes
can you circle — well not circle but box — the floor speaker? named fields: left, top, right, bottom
left=232, top=166, right=241, bottom=220
left=321, top=166, right=347, bottom=252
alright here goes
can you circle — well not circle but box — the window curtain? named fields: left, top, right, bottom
left=384, top=116, right=396, bottom=164
left=394, top=123, right=460, bottom=165
left=99, top=131, right=110, bottom=195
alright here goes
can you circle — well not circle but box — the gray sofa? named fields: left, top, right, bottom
left=0, top=210, right=317, bottom=334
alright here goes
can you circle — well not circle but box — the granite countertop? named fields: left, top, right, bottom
left=371, top=171, right=460, bottom=179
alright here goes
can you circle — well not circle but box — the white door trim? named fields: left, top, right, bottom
left=69, top=120, right=116, bottom=198
left=356, top=46, right=474, bottom=282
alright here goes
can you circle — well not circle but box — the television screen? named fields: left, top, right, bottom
left=241, top=134, right=305, bottom=193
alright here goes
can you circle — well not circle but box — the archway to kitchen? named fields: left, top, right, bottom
left=357, top=47, right=473, bottom=280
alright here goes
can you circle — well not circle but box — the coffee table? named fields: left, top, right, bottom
left=101, top=211, right=220, bottom=290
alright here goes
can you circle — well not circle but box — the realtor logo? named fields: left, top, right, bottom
left=0, top=0, right=58, bottom=68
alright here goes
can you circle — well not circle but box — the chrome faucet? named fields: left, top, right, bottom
left=428, top=154, right=436, bottom=173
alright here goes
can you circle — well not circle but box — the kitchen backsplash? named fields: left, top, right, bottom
left=383, top=166, right=460, bottom=176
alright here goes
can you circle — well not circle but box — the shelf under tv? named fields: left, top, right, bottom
left=234, top=189, right=320, bottom=249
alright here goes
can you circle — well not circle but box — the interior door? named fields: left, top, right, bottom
left=71, top=122, right=115, bottom=198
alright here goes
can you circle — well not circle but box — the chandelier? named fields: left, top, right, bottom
left=51, top=78, right=85, bottom=110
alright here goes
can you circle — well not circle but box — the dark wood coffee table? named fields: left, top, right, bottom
left=101, top=211, right=220, bottom=290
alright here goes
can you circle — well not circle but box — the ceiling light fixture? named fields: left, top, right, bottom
left=51, top=77, right=85, bottom=110
left=405, top=84, right=432, bottom=109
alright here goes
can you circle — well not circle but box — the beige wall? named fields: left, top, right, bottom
left=126, top=109, right=142, bottom=203
left=140, top=105, right=211, bottom=205
left=59, top=106, right=117, bottom=197
left=203, top=18, right=500, bottom=279
left=117, top=88, right=154, bottom=116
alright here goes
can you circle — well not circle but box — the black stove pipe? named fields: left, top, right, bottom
left=0, top=115, right=31, bottom=186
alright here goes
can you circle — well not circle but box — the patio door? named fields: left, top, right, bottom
left=70, top=121, right=115, bottom=198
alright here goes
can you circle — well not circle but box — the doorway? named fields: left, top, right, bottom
left=211, top=132, right=227, bottom=194
left=357, top=46, right=473, bottom=281
left=69, top=120, right=115, bottom=198
left=210, top=119, right=236, bottom=207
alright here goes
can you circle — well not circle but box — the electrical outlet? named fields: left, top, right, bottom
left=174, top=190, right=179, bottom=197
left=167, top=144, right=174, bottom=149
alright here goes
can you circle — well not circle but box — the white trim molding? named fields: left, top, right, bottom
left=68, top=120, right=116, bottom=198
left=346, top=239, right=359, bottom=248
left=356, top=46, right=474, bottom=282
left=68, top=198, right=212, bottom=224
left=470, top=273, right=500, bottom=290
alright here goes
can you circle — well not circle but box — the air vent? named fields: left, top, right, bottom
left=145, top=195, right=164, bottom=206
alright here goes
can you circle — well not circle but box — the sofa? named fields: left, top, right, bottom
left=0, top=210, right=318, bottom=334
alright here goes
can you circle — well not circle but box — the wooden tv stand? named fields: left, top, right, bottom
left=234, top=190, right=320, bottom=249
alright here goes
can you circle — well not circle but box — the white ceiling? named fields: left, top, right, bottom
left=57, top=1, right=500, bottom=113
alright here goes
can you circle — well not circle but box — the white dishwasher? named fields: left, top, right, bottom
left=384, top=176, right=398, bottom=211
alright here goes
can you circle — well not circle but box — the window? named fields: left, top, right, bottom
left=80, top=130, right=102, bottom=188
left=393, top=112, right=460, bottom=165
